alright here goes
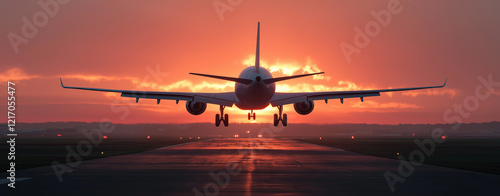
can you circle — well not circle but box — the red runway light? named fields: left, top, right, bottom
left=147, top=136, right=150, bottom=139
left=351, top=136, right=355, bottom=140
left=57, top=134, right=61, bottom=137
left=441, top=135, right=446, bottom=139
left=103, top=136, right=108, bottom=139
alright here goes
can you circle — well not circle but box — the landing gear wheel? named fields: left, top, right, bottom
left=248, top=113, right=251, bottom=120
left=253, top=113, right=256, bottom=120
left=215, top=114, right=221, bottom=127
left=273, top=114, right=279, bottom=126
left=224, top=114, right=229, bottom=127
left=215, top=105, right=228, bottom=127
left=273, top=105, right=288, bottom=126
left=282, top=114, right=288, bottom=126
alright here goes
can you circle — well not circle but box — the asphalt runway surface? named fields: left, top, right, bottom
left=2, top=138, right=500, bottom=195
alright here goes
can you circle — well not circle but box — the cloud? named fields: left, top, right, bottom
left=132, top=79, right=234, bottom=92
left=104, top=92, right=122, bottom=99
left=60, top=74, right=136, bottom=83
left=351, top=100, right=422, bottom=110
left=276, top=80, right=376, bottom=92
left=242, top=56, right=331, bottom=81
left=128, top=74, right=379, bottom=98
left=0, top=68, right=40, bottom=82
left=137, top=106, right=178, bottom=113
left=0, top=69, right=140, bottom=84
left=401, top=89, right=458, bottom=98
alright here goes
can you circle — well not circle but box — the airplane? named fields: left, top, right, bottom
left=60, top=22, right=446, bottom=127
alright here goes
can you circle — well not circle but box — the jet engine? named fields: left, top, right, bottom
left=293, top=101, right=314, bottom=115
left=186, top=101, right=207, bottom=115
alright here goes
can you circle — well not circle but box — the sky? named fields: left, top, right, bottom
left=1, top=0, right=499, bottom=124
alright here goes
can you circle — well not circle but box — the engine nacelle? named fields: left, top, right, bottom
left=293, top=101, right=314, bottom=115
left=185, top=101, right=207, bottom=115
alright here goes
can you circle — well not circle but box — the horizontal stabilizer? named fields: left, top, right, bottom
left=263, top=72, right=324, bottom=84
left=190, top=73, right=253, bottom=85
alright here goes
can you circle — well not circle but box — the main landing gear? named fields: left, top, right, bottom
left=273, top=105, right=287, bottom=127
left=215, top=105, right=228, bottom=127
left=248, top=110, right=256, bottom=120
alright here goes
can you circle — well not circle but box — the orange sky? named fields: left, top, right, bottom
left=1, top=0, right=499, bottom=124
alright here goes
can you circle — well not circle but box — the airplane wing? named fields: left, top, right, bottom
left=60, top=79, right=235, bottom=106
left=269, top=79, right=447, bottom=106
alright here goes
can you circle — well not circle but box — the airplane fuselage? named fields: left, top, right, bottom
left=235, top=67, right=275, bottom=110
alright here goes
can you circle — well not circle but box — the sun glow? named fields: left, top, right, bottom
left=242, top=56, right=330, bottom=81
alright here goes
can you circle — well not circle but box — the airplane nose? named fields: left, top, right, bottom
left=256, top=76, right=261, bottom=82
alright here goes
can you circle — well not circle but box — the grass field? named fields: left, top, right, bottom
left=1, top=136, right=207, bottom=171
left=293, top=137, right=500, bottom=175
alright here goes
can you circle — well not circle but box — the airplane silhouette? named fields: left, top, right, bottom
left=61, top=22, right=446, bottom=127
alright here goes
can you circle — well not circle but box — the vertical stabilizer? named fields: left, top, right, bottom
left=255, top=22, right=260, bottom=73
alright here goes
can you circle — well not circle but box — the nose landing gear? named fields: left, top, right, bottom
left=248, top=110, right=256, bottom=120
left=215, top=105, right=228, bottom=127
left=273, top=105, right=287, bottom=127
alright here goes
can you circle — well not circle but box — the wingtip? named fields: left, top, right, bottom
left=443, top=78, right=447, bottom=86
left=60, top=78, right=65, bottom=88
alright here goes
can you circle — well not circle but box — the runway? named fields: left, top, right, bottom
left=3, top=138, right=500, bottom=195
